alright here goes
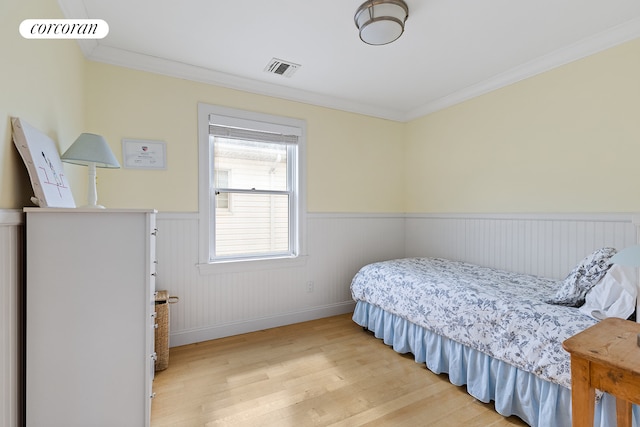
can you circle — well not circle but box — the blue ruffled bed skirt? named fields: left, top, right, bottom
left=353, top=301, right=639, bottom=427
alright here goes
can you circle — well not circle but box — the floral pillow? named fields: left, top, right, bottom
left=546, top=247, right=617, bottom=307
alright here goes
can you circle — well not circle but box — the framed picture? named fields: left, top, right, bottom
left=122, top=139, right=167, bottom=169
left=11, top=117, right=76, bottom=208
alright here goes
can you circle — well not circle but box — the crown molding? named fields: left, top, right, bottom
left=85, top=44, right=408, bottom=122
left=61, top=0, right=640, bottom=123
left=404, top=17, right=640, bottom=121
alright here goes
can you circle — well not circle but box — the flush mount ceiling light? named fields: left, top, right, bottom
left=354, top=0, right=409, bottom=46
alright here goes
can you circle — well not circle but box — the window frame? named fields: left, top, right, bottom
left=197, top=103, right=307, bottom=273
left=214, top=168, right=231, bottom=211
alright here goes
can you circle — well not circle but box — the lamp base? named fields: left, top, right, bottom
left=85, top=162, right=105, bottom=209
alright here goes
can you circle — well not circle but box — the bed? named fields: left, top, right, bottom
left=350, top=252, right=640, bottom=427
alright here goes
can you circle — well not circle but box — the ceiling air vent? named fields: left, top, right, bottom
left=264, top=58, right=301, bottom=77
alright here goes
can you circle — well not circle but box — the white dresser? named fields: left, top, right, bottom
left=24, top=208, right=157, bottom=427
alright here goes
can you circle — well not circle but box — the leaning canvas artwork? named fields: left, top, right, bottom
left=12, top=117, right=75, bottom=208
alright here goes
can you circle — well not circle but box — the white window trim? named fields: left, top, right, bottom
left=197, top=102, right=307, bottom=274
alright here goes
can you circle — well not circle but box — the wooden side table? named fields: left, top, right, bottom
left=562, top=317, right=640, bottom=427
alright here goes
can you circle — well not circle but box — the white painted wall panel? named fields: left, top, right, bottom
left=4, top=209, right=639, bottom=413
left=405, top=213, right=638, bottom=280
left=157, top=212, right=639, bottom=347
left=0, top=210, right=23, bottom=427
left=155, top=213, right=406, bottom=347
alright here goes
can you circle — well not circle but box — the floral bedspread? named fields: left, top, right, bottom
left=350, top=257, right=598, bottom=389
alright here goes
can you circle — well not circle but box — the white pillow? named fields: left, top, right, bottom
left=579, top=264, right=637, bottom=320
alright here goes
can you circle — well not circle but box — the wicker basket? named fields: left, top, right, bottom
left=154, top=290, right=178, bottom=371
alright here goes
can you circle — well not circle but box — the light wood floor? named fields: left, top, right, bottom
left=151, top=314, right=528, bottom=427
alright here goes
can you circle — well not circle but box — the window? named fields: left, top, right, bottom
left=198, top=103, right=306, bottom=267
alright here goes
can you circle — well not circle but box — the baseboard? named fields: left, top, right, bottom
left=169, top=301, right=356, bottom=347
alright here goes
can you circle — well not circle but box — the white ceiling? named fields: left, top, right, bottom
left=59, top=0, right=640, bottom=122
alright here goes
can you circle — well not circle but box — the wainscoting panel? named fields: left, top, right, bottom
left=155, top=213, right=406, bottom=347
left=0, top=210, right=23, bottom=427
left=4, top=210, right=636, bottom=424
left=405, top=213, right=639, bottom=280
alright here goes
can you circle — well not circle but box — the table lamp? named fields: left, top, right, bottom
left=61, top=133, right=120, bottom=208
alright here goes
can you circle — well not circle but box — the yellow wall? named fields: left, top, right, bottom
left=405, top=38, right=640, bottom=213
left=2, top=0, right=639, bottom=215
left=0, top=0, right=86, bottom=209
left=84, top=62, right=406, bottom=212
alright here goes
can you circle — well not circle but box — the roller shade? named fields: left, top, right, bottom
left=209, top=125, right=298, bottom=145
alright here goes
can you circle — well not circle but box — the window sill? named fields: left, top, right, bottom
left=197, top=255, right=308, bottom=275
